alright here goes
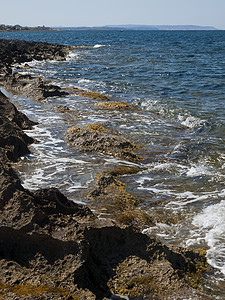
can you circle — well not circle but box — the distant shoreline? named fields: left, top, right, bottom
left=0, top=24, right=221, bottom=32
left=53, top=24, right=220, bottom=31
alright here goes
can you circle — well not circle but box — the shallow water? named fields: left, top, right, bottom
left=1, top=30, right=225, bottom=298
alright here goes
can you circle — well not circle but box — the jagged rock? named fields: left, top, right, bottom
left=0, top=162, right=24, bottom=208
left=0, top=90, right=36, bottom=129
left=0, top=115, right=33, bottom=161
left=0, top=39, right=70, bottom=101
left=0, top=38, right=70, bottom=73
left=0, top=223, right=209, bottom=300
left=0, top=73, right=69, bottom=101
left=32, top=187, right=93, bottom=217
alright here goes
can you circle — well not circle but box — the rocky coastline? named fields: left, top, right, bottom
left=0, top=39, right=212, bottom=299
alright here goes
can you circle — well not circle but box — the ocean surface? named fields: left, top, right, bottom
left=0, top=30, right=224, bottom=298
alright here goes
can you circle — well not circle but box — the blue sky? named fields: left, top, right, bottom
left=1, top=0, right=225, bottom=29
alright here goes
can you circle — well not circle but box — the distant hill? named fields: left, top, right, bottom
left=107, top=25, right=219, bottom=30
left=54, top=24, right=219, bottom=31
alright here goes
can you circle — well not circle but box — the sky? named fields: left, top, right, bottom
left=1, top=0, right=225, bottom=29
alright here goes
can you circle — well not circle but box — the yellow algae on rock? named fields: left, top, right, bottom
left=0, top=281, right=82, bottom=299
left=67, top=125, right=85, bottom=134
left=88, top=169, right=155, bottom=230
left=78, top=91, right=110, bottom=101
left=96, top=101, right=140, bottom=110
left=86, top=123, right=111, bottom=133
left=71, top=88, right=110, bottom=101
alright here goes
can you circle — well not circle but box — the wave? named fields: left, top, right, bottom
left=140, top=98, right=212, bottom=132
left=93, top=44, right=106, bottom=48
left=66, top=51, right=80, bottom=61
left=188, top=200, right=225, bottom=276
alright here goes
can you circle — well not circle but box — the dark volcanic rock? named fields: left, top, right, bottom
left=0, top=90, right=36, bottom=129
left=0, top=114, right=33, bottom=161
left=74, top=226, right=209, bottom=299
left=0, top=218, right=209, bottom=299
left=0, top=73, right=69, bottom=101
left=0, top=161, right=24, bottom=208
left=0, top=38, right=70, bottom=101
left=32, top=187, right=93, bottom=217
left=0, top=38, right=70, bottom=73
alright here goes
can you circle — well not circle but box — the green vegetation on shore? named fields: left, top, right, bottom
left=0, top=24, right=52, bottom=31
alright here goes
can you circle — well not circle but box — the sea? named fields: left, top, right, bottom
left=0, top=30, right=224, bottom=298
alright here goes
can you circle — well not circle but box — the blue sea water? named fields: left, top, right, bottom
left=0, top=30, right=224, bottom=297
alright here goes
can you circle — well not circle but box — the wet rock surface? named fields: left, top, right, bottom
left=0, top=39, right=212, bottom=299
left=67, top=124, right=142, bottom=163
left=0, top=73, right=69, bottom=101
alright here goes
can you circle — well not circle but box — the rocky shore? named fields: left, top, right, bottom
left=0, top=39, right=212, bottom=299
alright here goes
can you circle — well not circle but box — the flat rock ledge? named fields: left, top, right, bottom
left=0, top=39, right=212, bottom=299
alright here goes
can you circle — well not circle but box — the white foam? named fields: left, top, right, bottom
left=16, top=59, right=40, bottom=68
left=218, top=189, right=225, bottom=197
left=67, top=183, right=85, bottom=191
left=151, top=162, right=187, bottom=173
left=137, top=184, right=174, bottom=195
left=66, top=51, right=80, bottom=61
left=188, top=200, right=225, bottom=275
left=179, top=115, right=204, bottom=128
left=78, top=79, right=92, bottom=84
left=87, top=116, right=109, bottom=123
left=93, top=44, right=105, bottom=48
left=141, top=99, right=162, bottom=113
left=168, top=192, right=213, bottom=208
left=186, top=163, right=213, bottom=177
left=135, top=176, right=154, bottom=185
left=142, top=222, right=180, bottom=242
left=104, top=157, right=141, bottom=167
